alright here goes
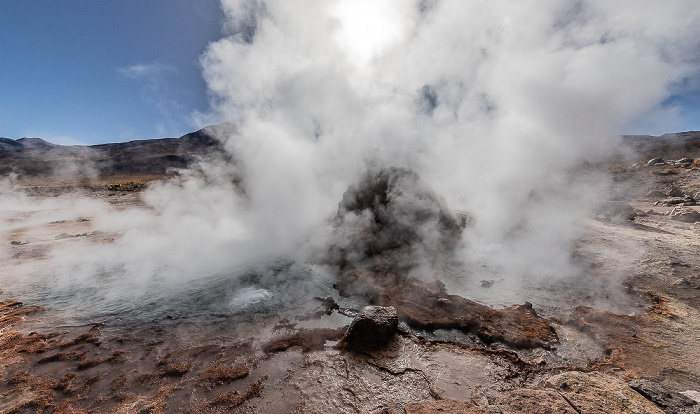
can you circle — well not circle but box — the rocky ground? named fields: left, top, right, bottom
left=1, top=156, right=700, bottom=413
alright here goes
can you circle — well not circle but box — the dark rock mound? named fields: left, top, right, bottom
left=329, top=167, right=463, bottom=268
left=341, top=305, right=398, bottom=351
left=335, top=265, right=558, bottom=349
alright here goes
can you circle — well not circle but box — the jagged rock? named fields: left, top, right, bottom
left=404, top=400, right=493, bottom=414
left=596, top=201, right=637, bottom=222
left=670, top=207, right=700, bottom=223
left=677, top=158, right=695, bottom=165
left=494, top=389, right=577, bottom=413
left=629, top=379, right=699, bottom=414
left=647, top=158, right=666, bottom=166
left=336, top=265, right=558, bottom=349
left=341, top=305, right=398, bottom=351
left=547, top=371, right=664, bottom=414
left=330, top=167, right=462, bottom=268
left=656, top=197, right=695, bottom=207
left=667, top=187, right=685, bottom=197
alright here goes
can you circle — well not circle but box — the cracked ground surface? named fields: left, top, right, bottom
left=1, top=167, right=700, bottom=413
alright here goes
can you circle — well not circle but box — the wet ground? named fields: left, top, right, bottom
left=1, top=171, right=700, bottom=413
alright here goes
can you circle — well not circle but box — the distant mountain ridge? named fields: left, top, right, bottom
left=0, top=122, right=236, bottom=180
left=0, top=137, right=54, bottom=151
left=1, top=124, right=698, bottom=181
left=621, top=130, right=700, bottom=160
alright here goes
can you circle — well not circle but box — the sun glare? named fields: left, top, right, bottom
left=332, top=0, right=405, bottom=66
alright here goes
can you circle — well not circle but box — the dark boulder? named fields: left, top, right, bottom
left=341, top=305, right=398, bottom=351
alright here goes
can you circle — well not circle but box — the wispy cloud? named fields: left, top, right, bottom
left=117, top=62, right=185, bottom=135
left=117, top=62, right=178, bottom=79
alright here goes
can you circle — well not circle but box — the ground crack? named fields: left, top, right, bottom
left=365, top=359, right=441, bottom=399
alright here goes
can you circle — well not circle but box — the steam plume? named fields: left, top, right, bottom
left=2, top=0, right=700, bottom=321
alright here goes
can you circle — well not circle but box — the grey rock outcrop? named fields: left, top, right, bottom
left=596, top=201, right=637, bottom=222
left=670, top=206, right=700, bottom=223
left=629, top=379, right=699, bottom=414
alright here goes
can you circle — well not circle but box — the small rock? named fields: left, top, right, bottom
left=670, top=207, right=700, bottom=223
left=681, top=391, right=700, bottom=403
left=534, top=357, right=546, bottom=365
left=647, top=158, right=666, bottom=166
left=596, top=201, right=637, bottom=222
left=480, top=280, right=495, bottom=288
left=657, top=197, right=695, bottom=206
left=10, top=241, right=21, bottom=245
left=647, top=190, right=666, bottom=198
left=629, top=379, right=698, bottom=414
left=677, top=158, right=695, bottom=165
left=341, top=305, right=398, bottom=351
left=667, top=187, right=685, bottom=198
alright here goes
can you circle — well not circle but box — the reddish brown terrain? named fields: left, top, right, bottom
left=1, top=130, right=700, bottom=413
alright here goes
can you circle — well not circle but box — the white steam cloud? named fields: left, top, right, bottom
left=200, top=0, right=699, bottom=278
left=2, top=0, right=700, bottom=321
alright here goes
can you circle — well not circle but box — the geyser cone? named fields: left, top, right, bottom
left=329, top=167, right=465, bottom=270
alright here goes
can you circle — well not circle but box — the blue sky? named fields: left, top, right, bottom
left=0, top=0, right=223, bottom=144
left=0, top=1, right=699, bottom=145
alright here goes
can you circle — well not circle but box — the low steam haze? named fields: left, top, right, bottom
left=3, top=0, right=700, bottom=323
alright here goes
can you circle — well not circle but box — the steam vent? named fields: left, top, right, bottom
left=3, top=0, right=700, bottom=412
